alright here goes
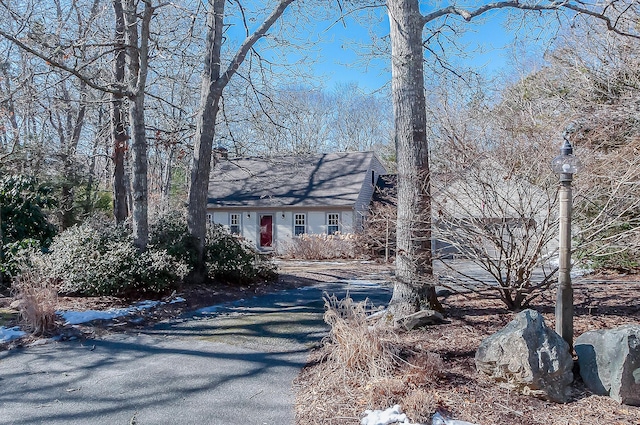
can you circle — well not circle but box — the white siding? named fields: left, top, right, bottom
left=308, top=212, right=325, bottom=234
left=212, top=212, right=228, bottom=228
left=209, top=208, right=358, bottom=250
left=275, top=211, right=293, bottom=254
left=341, top=211, right=354, bottom=233
left=243, top=212, right=258, bottom=246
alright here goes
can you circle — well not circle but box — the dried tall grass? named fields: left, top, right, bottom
left=282, top=233, right=357, bottom=260
left=12, top=268, right=58, bottom=336
left=323, top=294, right=398, bottom=379
left=295, top=295, right=444, bottom=424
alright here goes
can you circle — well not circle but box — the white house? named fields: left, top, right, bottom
left=207, top=151, right=387, bottom=252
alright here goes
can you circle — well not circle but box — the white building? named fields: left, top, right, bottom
left=207, top=151, right=387, bottom=252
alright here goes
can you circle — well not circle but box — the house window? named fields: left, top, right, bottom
left=327, top=213, right=339, bottom=235
left=229, top=213, right=240, bottom=235
left=294, top=213, right=306, bottom=236
left=206, top=213, right=214, bottom=226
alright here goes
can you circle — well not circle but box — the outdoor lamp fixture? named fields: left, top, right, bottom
left=551, top=136, right=583, bottom=348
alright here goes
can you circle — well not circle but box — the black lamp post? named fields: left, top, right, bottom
left=550, top=136, right=583, bottom=348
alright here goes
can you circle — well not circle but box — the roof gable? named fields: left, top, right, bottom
left=208, top=151, right=383, bottom=208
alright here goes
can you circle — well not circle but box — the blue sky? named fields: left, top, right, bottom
left=224, top=2, right=561, bottom=93
left=308, top=8, right=559, bottom=92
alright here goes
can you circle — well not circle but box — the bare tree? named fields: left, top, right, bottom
left=432, top=141, right=559, bottom=310
left=187, top=0, right=296, bottom=280
left=359, top=175, right=397, bottom=262
left=112, top=0, right=129, bottom=223
left=385, top=0, right=640, bottom=316
left=490, top=19, right=640, bottom=272
left=123, top=0, right=156, bottom=250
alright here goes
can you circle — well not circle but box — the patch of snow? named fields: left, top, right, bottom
left=361, top=405, right=416, bottom=425
left=135, top=300, right=162, bottom=310
left=360, top=407, right=481, bottom=425
left=60, top=308, right=132, bottom=325
left=0, top=326, right=27, bottom=342
left=169, top=297, right=186, bottom=304
left=195, top=305, right=222, bottom=315
left=342, top=279, right=385, bottom=287
left=58, top=296, right=187, bottom=326
left=432, top=412, right=480, bottom=425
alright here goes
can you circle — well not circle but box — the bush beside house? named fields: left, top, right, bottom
left=12, top=211, right=276, bottom=301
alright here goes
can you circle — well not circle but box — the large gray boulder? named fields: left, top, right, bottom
left=475, top=309, right=574, bottom=403
left=575, top=324, right=640, bottom=406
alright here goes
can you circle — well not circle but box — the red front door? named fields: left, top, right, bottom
left=259, top=215, right=273, bottom=247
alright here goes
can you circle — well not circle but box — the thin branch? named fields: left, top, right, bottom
left=0, top=29, right=128, bottom=96
left=214, top=0, right=295, bottom=92
left=421, top=1, right=640, bottom=41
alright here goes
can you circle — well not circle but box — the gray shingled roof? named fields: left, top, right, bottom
left=207, top=151, right=377, bottom=208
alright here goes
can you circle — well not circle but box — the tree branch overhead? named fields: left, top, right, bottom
left=420, top=0, right=640, bottom=41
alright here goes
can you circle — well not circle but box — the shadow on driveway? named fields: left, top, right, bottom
left=0, top=280, right=392, bottom=425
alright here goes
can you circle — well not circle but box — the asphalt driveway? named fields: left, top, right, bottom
left=0, top=280, right=392, bottom=425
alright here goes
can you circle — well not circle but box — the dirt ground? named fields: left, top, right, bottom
left=295, top=267, right=640, bottom=425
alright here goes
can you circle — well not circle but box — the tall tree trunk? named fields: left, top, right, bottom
left=0, top=66, right=20, bottom=152
left=124, top=0, right=153, bottom=250
left=112, top=0, right=128, bottom=224
left=187, top=0, right=224, bottom=282
left=187, top=0, right=294, bottom=282
left=387, top=0, right=441, bottom=316
left=128, top=92, right=148, bottom=249
left=51, top=109, right=75, bottom=229
left=61, top=81, right=88, bottom=229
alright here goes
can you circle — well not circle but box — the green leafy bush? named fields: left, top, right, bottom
left=205, top=224, right=276, bottom=284
left=0, top=175, right=57, bottom=245
left=15, top=210, right=277, bottom=298
left=46, top=220, right=186, bottom=297
left=581, top=249, right=639, bottom=274
left=0, top=175, right=57, bottom=287
left=0, top=239, right=41, bottom=280
left=149, top=209, right=197, bottom=267
left=150, top=210, right=276, bottom=284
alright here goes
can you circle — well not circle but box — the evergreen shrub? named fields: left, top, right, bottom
left=150, top=210, right=276, bottom=284
left=16, top=210, right=276, bottom=299
left=47, top=219, right=186, bottom=297
left=1, top=239, right=41, bottom=281
left=0, top=175, right=57, bottom=288
left=149, top=209, right=197, bottom=267
left=205, top=224, right=277, bottom=284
